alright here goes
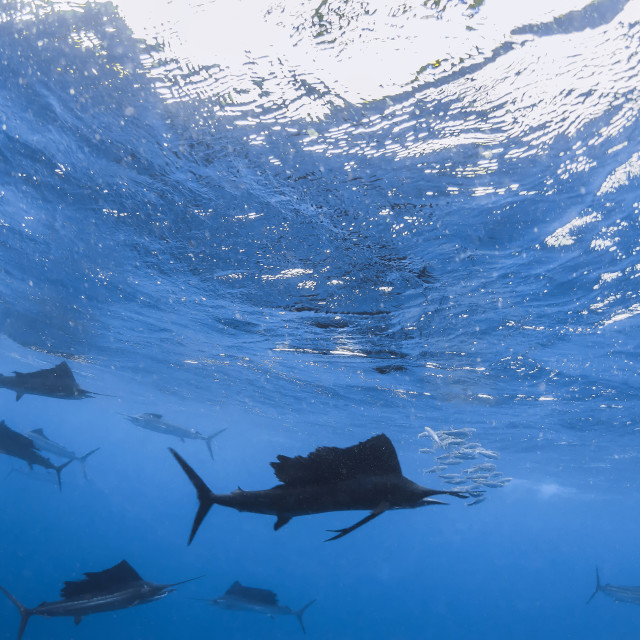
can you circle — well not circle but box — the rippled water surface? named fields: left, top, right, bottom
left=1, top=1, right=640, bottom=638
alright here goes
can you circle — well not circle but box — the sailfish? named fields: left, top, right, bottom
left=0, top=420, right=72, bottom=490
left=201, top=581, right=315, bottom=634
left=170, top=433, right=470, bottom=543
left=0, top=361, right=95, bottom=401
left=0, top=560, right=201, bottom=640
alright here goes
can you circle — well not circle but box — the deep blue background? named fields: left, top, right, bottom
left=1, top=1, right=640, bottom=638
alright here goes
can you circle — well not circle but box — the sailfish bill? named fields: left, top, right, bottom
left=0, top=560, right=202, bottom=640
left=170, top=433, right=471, bottom=543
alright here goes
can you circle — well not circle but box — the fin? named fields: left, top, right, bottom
left=204, top=428, right=227, bottom=460
left=325, top=506, right=387, bottom=542
left=53, top=361, right=74, bottom=376
left=586, top=567, right=601, bottom=604
left=77, top=448, right=100, bottom=481
left=61, top=560, right=144, bottom=599
left=16, top=393, right=23, bottom=401
left=74, top=616, right=82, bottom=625
left=54, top=459, right=74, bottom=491
left=169, top=448, right=217, bottom=545
left=296, top=599, right=316, bottom=635
left=271, top=434, right=401, bottom=486
left=32, top=428, right=47, bottom=438
left=0, top=585, right=33, bottom=640
left=145, top=413, right=163, bottom=419
left=225, top=582, right=279, bottom=606
left=274, top=515, right=292, bottom=531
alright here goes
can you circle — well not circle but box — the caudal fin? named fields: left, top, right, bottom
left=586, top=567, right=601, bottom=604
left=54, top=459, right=74, bottom=491
left=295, top=600, right=315, bottom=635
left=0, top=586, right=32, bottom=640
left=204, top=428, right=227, bottom=460
left=76, top=447, right=100, bottom=481
left=169, top=448, right=216, bottom=545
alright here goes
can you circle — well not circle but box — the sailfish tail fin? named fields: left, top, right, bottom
left=586, top=567, right=601, bottom=604
left=204, top=428, right=227, bottom=460
left=76, top=447, right=100, bottom=480
left=0, top=586, right=32, bottom=640
left=295, top=599, right=316, bottom=634
left=169, top=448, right=217, bottom=545
left=54, top=459, right=74, bottom=491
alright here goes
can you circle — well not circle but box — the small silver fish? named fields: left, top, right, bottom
left=418, top=427, right=441, bottom=446
left=465, top=463, right=496, bottom=474
left=423, top=465, right=446, bottom=474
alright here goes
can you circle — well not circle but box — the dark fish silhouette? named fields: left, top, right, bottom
left=170, top=433, right=470, bottom=543
left=201, top=581, right=315, bottom=634
left=123, top=413, right=226, bottom=459
left=587, top=567, right=640, bottom=605
left=0, top=559, right=202, bottom=640
left=0, top=420, right=72, bottom=490
left=0, top=362, right=95, bottom=401
left=25, top=428, right=100, bottom=480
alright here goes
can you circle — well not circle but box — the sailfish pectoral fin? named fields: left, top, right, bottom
left=274, top=515, right=292, bottom=531
left=74, top=616, right=82, bottom=626
left=325, top=505, right=388, bottom=542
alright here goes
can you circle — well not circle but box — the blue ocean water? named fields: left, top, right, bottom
left=1, top=0, right=640, bottom=637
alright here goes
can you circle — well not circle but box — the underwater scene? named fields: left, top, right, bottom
left=1, top=0, right=640, bottom=638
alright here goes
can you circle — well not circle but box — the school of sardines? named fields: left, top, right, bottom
left=0, top=361, right=632, bottom=638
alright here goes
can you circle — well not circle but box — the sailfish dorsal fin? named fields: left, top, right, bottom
left=60, top=560, right=143, bottom=599
left=270, top=434, right=402, bottom=486
left=226, top=582, right=279, bottom=606
left=44, top=362, right=77, bottom=383
left=54, top=361, right=73, bottom=374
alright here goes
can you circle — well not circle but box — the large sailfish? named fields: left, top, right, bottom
left=0, top=362, right=95, bottom=401
left=170, top=433, right=471, bottom=543
left=0, top=560, right=201, bottom=639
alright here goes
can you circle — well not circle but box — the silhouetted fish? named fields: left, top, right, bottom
left=0, top=362, right=95, bottom=401
left=587, top=567, right=640, bottom=605
left=0, top=420, right=71, bottom=490
left=201, top=581, right=315, bottom=634
left=25, top=429, right=100, bottom=480
left=0, top=560, right=201, bottom=640
left=124, top=413, right=226, bottom=459
left=170, top=433, right=470, bottom=543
